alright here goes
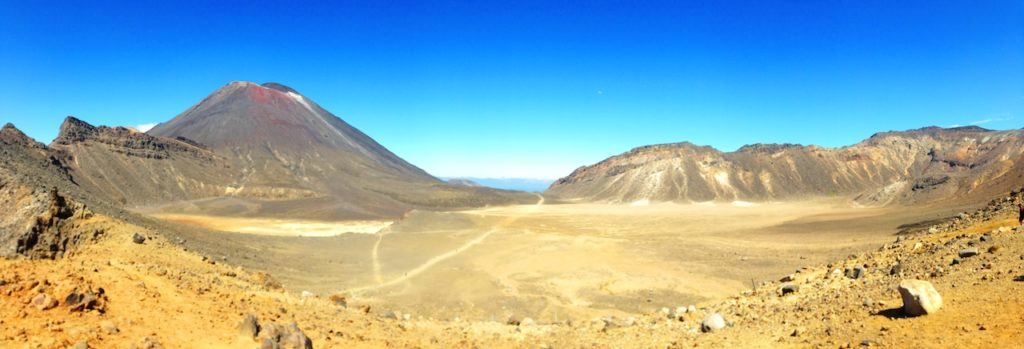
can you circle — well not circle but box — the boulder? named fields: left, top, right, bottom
left=100, top=321, right=119, bottom=334
left=592, top=316, right=629, bottom=331
left=258, top=322, right=313, bottom=349
left=845, top=266, right=865, bottom=279
left=506, top=315, right=521, bottom=326
left=959, top=248, right=979, bottom=258
left=31, top=293, right=57, bottom=310
left=898, top=279, right=942, bottom=316
left=701, top=313, right=726, bottom=332
left=659, top=307, right=671, bottom=317
left=889, top=263, right=903, bottom=276
left=65, top=288, right=106, bottom=313
left=239, top=314, right=260, bottom=340
left=135, top=336, right=163, bottom=349
left=328, top=294, right=347, bottom=307
left=780, top=284, right=798, bottom=296
left=132, top=233, right=146, bottom=244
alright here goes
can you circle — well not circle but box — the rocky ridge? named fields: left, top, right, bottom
left=547, top=126, right=1024, bottom=207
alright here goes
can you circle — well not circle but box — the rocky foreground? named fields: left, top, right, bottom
left=1, top=190, right=1024, bottom=348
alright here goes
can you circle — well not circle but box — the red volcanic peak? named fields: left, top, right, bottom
left=245, top=83, right=292, bottom=105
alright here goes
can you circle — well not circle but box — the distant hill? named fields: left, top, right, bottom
left=444, top=177, right=554, bottom=192
left=546, top=126, right=1024, bottom=206
left=446, top=178, right=482, bottom=187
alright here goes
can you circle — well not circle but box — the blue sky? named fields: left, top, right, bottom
left=1, top=1, right=1021, bottom=179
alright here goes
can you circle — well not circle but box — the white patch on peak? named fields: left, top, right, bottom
left=285, top=91, right=374, bottom=157
left=286, top=91, right=315, bottom=114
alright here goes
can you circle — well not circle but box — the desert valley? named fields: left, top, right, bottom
left=2, top=80, right=1024, bottom=348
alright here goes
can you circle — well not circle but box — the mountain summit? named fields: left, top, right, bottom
left=150, top=81, right=430, bottom=182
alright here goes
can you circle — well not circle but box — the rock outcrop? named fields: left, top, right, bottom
left=1, top=124, right=104, bottom=259
left=15, top=187, right=97, bottom=259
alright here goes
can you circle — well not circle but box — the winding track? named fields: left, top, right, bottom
left=349, top=193, right=545, bottom=294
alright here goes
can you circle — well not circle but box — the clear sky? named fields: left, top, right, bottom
left=1, top=1, right=1021, bottom=180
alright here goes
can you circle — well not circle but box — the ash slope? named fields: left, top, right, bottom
left=546, top=126, right=1024, bottom=205
left=50, top=116, right=239, bottom=207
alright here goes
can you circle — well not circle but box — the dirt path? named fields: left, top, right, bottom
left=371, top=229, right=388, bottom=284
left=351, top=194, right=545, bottom=293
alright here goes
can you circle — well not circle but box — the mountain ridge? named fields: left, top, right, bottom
left=546, top=126, right=1024, bottom=206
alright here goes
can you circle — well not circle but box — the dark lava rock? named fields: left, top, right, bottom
left=846, top=266, right=865, bottom=279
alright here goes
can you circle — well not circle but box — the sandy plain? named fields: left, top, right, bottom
left=148, top=197, right=950, bottom=322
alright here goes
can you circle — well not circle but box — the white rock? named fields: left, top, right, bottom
left=701, top=313, right=726, bottom=332
left=898, top=279, right=942, bottom=316
left=687, top=305, right=696, bottom=313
